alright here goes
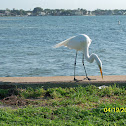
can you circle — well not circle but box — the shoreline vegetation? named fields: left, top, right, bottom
left=0, top=84, right=126, bottom=125
left=1, top=7, right=126, bottom=17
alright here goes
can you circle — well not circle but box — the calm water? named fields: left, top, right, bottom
left=0, top=16, right=125, bottom=77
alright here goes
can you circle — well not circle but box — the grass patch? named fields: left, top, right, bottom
left=0, top=84, right=126, bottom=125
left=0, top=89, right=18, bottom=99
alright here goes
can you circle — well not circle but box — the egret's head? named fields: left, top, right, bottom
left=98, top=60, right=103, bottom=79
left=95, top=56, right=103, bottom=79
left=93, top=54, right=103, bottom=79
left=99, top=65, right=103, bottom=79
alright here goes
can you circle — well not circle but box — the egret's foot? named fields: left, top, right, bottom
left=84, top=77, right=91, bottom=80
left=74, top=78, right=79, bottom=82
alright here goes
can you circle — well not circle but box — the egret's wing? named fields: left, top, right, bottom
left=53, top=36, right=75, bottom=48
left=54, top=34, right=92, bottom=50
left=65, top=35, right=85, bottom=50
left=65, top=34, right=92, bottom=50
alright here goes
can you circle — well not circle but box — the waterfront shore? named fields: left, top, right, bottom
left=0, top=75, right=125, bottom=84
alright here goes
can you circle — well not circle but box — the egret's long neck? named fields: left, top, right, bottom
left=83, top=46, right=103, bottom=79
left=83, top=47, right=99, bottom=63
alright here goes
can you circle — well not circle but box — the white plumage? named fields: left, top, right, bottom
left=54, top=34, right=92, bottom=50
left=54, top=34, right=103, bottom=80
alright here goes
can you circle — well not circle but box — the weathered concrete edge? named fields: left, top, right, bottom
left=0, top=80, right=126, bottom=89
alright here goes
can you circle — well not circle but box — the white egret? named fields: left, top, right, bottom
left=54, top=34, right=103, bottom=81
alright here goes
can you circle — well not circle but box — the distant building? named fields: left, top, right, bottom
left=39, top=12, right=46, bottom=16
left=75, top=9, right=83, bottom=16
left=5, top=11, right=10, bottom=16
left=123, top=11, right=126, bottom=15
left=0, top=13, right=4, bottom=16
left=27, top=12, right=32, bottom=16
left=86, top=11, right=93, bottom=15
left=118, top=11, right=123, bottom=15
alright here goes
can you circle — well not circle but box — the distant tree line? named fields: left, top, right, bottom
left=0, top=8, right=27, bottom=16
left=0, top=7, right=126, bottom=16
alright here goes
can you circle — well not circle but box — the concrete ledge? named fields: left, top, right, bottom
left=0, top=75, right=125, bottom=89
left=0, top=75, right=126, bottom=83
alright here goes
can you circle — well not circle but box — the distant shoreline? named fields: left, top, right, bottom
left=1, top=15, right=126, bottom=18
left=1, top=8, right=126, bottom=17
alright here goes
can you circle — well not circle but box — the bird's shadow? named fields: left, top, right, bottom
left=83, top=77, right=96, bottom=81
left=73, top=77, right=96, bottom=82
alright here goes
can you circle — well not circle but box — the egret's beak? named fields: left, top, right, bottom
left=100, top=67, right=103, bottom=79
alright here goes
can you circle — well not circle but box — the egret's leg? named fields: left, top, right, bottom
left=82, top=54, right=90, bottom=80
left=74, top=51, right=77, bottom=81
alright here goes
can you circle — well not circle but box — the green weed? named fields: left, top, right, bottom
left=0, top=84, right=126, bottom=126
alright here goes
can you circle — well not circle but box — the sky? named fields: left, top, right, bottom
left=1, top=0, right=126, bottom=11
